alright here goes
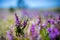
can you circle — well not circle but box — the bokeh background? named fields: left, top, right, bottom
left=0, top=0, right=60, bottom=40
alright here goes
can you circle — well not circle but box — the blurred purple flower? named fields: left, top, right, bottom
left=37, top=17, right=41, bottom=25
left=15, top=13, right=23, bottom=37
left=15, top=13, right=20, bottom=27
left=42, top=23, right=47, bottom=28
left=30, top=24, right=39, bottom=40
left=7, top=31, right=13, bottom=40
left=48, top=20, right=51, bottom=23
left=47, top=19, right=55, bottom=24
left=47, top=27, right=59, bottom=39
left=57, top=14, right=60, bottom=25
left=30, top=24, right=35, bottom=35
left=22, top=19, right=28, bottom=29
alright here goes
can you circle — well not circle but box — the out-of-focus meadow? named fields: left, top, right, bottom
left=0, top=0, right=60, bottom=40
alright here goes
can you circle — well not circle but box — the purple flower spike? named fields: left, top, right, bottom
left=15, top=13, right=20, bottom=27
left=22, top=19, right=28, bottom=29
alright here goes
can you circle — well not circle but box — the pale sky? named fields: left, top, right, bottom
left=24, top=0, right=60, bottom=9
left=0, top=0, right=60, bottom=8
